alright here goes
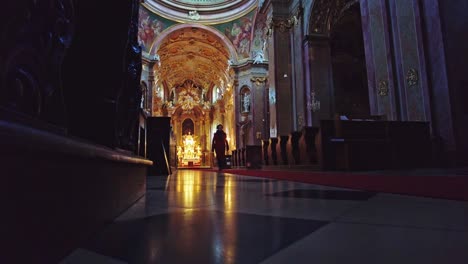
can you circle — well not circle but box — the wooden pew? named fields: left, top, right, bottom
left=317, top=118, right=431, bottom=170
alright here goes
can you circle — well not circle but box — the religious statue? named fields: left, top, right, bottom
left=243, top=93, right=251, bottom=112
left=253, top=50, right=265, bottom=64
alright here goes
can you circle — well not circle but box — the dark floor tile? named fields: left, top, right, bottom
left=85, top=210, right=327, bottom=264
left=147, top=187, right=166, bottom=191
left=267, top=189, right=376, bottom=200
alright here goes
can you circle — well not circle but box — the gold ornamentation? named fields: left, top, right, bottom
left=155, top=27, right=231, bottom=91
left=250, top=77, right=267, bottom=86
left=378, top=80, right=389, bottom=96
left=406, top=68, right=419, bottom=87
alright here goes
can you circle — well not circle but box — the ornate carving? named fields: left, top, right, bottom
left=250, top=77, right=267, bottom=86
left=267, top=5, right=303, bottom=34
left=156, top=27, right=231, bottom=90
left=378, top=80, right=389, bottom=96
left=0, top=0, right=75, bottom=127
left=177, top=80, right=201, bottom=113
left=188, top=10, right=200, bottom=21
left=406, top=68, right=419, bottom=87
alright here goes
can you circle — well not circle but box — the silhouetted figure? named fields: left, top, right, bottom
left=212, top=124, right=229, bottom=171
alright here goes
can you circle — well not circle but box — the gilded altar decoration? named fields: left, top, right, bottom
left=406, top=68, right=419, bottom=87
left=177, top=133, right=202, bottom=167
left=177, top=80, right=201, bottom=113
left=378, top=80, right=389, bottom=96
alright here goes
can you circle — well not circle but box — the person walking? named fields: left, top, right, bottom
left=212, top=124, right=229, bottom=171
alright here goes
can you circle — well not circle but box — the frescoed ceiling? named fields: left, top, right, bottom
left=156, top=27, right=233, bottom=91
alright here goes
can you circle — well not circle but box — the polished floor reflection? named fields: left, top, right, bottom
left=62, top=170, right=468, bottom=264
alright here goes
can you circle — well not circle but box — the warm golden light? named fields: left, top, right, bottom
left=177, top=134, right=202, bottom=167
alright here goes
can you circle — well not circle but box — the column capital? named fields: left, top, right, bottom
left=267, top=5, right=303, bottom=34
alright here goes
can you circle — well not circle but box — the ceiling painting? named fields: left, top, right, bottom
left=215, top=10, right=255, bottom=60
left=156, top=27, right=234, bottom=94
left=138, top=6, right=176, bottom=55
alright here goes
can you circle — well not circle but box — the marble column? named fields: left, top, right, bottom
left=303, top=38, right=313, bottom=126
left=360, top=0, right=398, bottom=120
left=147, top=62, right=155, bottom=115
left=291, top=8, right=306, bottom=130
left=268, top=6, right=299, bottom=137
left=141, top=58, right=155, bottom=115
left=388, top=0, right=431, bottom=122
left=420, top=0, right=455, bottom=153
left=251, top=76, right=267, bottom=145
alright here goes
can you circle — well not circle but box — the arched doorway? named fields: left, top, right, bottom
left=306, top=0, right=371, bottom=123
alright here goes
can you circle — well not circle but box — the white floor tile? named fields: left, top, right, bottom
left=261, top=222, right=468, bottom=264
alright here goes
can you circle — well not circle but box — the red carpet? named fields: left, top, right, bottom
left=196, top=168, right=468, bottom=201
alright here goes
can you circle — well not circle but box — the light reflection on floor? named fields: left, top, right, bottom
left=61, top=169, right=468, bottom=264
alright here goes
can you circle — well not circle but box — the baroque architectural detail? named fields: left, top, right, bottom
left=156, top=27, right=231, bottom=90
left=406, top=68, right=419, bottom=87
left=267, top=5, right=303, bottom=34
left=143, top=0, right=257, bottom=25
left=250, top=77, right=267, bottom=86
left=188, top=10, right=200, bottom=20
left=378, top=80, right=389, bottom=96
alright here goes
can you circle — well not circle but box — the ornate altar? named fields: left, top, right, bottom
left=177, top=133, right=202, bottom=167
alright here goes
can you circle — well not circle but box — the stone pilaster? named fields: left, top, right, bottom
left=251, top=76, right=268, bottom=145
left=303, top=34, right=334, bottom=127
left=387, top=0, right=431, bottom=122
left=360, top=0, right=398, bottom=120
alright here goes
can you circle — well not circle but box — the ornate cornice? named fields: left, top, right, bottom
left=267, top=4, right=303, bottom=34
left=142, top=0, right=257, bottom=25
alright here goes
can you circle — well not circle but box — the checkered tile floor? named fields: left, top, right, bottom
left=61, top=170, right=468, bottom=264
